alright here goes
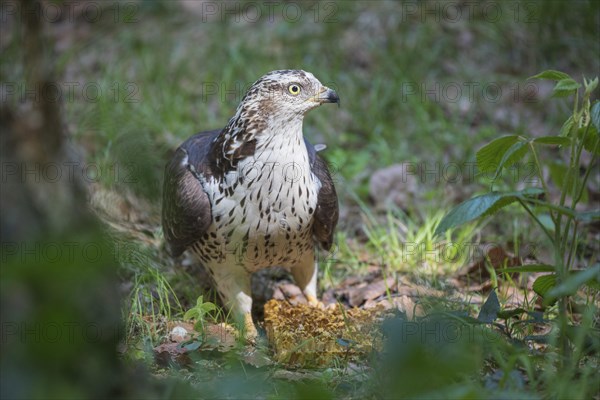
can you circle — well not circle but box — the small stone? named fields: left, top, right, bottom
left=169, top=325, right=189, bottom=343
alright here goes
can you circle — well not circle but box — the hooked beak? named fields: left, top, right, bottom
left=312, top=86, right=340, bottom=105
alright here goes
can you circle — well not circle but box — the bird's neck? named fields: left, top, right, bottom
left=213, top=112, right=307, bottom=172
left=255, top=116, right=305, bottom=154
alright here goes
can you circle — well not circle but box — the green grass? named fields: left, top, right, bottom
left=118, top=240, right=183, bottom=344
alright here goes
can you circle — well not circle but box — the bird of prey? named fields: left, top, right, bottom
left=162, top=70, right=339, bottom=339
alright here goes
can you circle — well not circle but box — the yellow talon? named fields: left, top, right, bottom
left=305, top=294, right=325, bottom=309
left=243, top=313, right=258, bottom=342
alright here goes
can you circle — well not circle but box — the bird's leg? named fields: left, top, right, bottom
left=292, top=255, right=324, bottom=308
left=208, top=266, right=258, bottom=341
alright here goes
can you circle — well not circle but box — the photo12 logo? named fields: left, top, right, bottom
left=398, top=1, right=539, bottom=24
left=198, top=1, right=338, bottom=23
left=1, top=162, right=138, bottom=185
left=400, top=81, right=539, bottom=104
left=0, top=1, right=140, bottom=24
left=1, top=82, right=140, bottom=104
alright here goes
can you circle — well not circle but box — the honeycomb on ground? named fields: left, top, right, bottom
left=263, top=299, right=388, bottom=367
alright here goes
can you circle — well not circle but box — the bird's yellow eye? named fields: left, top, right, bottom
left=288, top=84, right=301, bottom=95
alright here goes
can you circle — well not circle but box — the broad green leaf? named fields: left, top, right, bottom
left=477, top=291, right=500, bottom=323
left=545, top=265, right=600, bottom=304
left=492, top=141, right=530, bottom=181
left=552, top=78, right=581, bottom=98
left=591, top=101, right=600, bottom=133
left=435, top=188, right=544, bottom=235
left=548, top=160, right=589, bottom=202
left=552, top=89, right=576, bottom=98
left=547, top=162, right=588, bottom=202
left=184, top=296, right=217, bottom=321
left=532, top=274, right=556, bottom=297
left=199, top=302, right=217, bottom=313
left=498, top=264, right=556, bottom=274
left=559, top=116, right=575, bottom=137
left=529, top=70, right=571, bottom=81
left=533, top=136, right=571, bottom=146
left=548, top=162, right=569, bottom=190
left=537, top=214, right=555, bottom=232
left=476, top=135, right=521, bottom=174
left=555, top=78, right=581, bottom=91
left=183, top=309, right=198, bottom=321
left=582, top=124, right=600, bottom=154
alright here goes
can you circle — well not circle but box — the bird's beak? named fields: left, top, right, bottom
left=312, top=86, right=340, bottom=105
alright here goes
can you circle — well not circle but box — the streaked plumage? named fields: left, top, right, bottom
left=162, top=70, right=339, bottom=338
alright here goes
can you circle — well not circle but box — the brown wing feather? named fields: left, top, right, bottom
left=306, top=139, right=339, bottom=251
left=162, top=130, right=220, bottom=257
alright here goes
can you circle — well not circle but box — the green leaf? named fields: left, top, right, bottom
left=498, top=264, right=556, bottom=274
left=532, top=274, right=556, bottom=297
left=552, top=78, right=581, bottom=98
left=180, top=339, right=202, bottom=351
left=548, top=157, right=587, bottom=203
left=435, top=188, right=544, bottom=236
left=184, top=296, right=218, bottom=321
left=533, top=136, right=571, bottom=146
left=548, top=161, right=588, bottom=203
left=553, top=89, right=576, bottom=98
left=477, top=291, right=500, bottom=323
left=545, top=265, right=600, bottom=303
left=492, top=141, right=530, bottom=181
left=555, top=79, right=581, bottom=91
left=591, top=101, right=600, bottom=133
left=537, top=214, right=555, bottom=232
left=582, top=124, right=600, bottom=154
left=476, top=135, right=521, bottom=174
left=529, top=70, right=571, bottom=82
left=199, top=302, right=217, bottom=313
left=559, top=116, right=575, bottom=137
left=183, top=309, right=198, bottom=321
left=548, top=162, right=569, bottom=189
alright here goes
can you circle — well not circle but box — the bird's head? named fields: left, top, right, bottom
left=239, top=69, right=339, bottom=120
